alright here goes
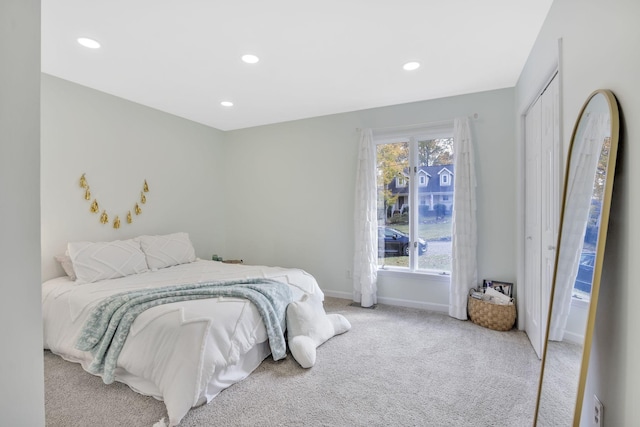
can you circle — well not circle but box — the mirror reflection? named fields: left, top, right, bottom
left=535, top=90, right=619, bottom=426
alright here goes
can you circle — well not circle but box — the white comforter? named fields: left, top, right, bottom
left=42, top=259, right=324, bottom=426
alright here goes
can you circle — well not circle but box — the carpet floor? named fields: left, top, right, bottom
left=44, top=297, right=542, bottom=427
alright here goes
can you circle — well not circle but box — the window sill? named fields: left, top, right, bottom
left=571, top=295, right=590, bottom=308
left=377, top=267, right=451, bottom=283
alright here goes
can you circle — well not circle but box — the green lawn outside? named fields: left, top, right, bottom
left=379, top=253, right=451, bottom=271
left=386, top=220, right=452, bottom=241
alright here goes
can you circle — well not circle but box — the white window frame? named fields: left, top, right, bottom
left=374, top=122, right=453, bottom=275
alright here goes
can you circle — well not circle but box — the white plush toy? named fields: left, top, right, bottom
left=286, top=294, right=351, bottom=368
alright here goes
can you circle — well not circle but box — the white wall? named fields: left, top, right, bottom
left=40, top=74, right=228, bottom=280
left=515, top=0, right=640, bottom=424
left=0, top=1, right=45, bottom=425
left=224, top=89, right=517, bottom=310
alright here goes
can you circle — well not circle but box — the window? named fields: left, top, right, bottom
left=441, top=173, right=450, bottom=186
left=572, top=136, right=610, bottom=302
left=375, top=127, right=454, bottom=274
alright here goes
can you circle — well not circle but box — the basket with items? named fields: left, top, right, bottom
left=467, top=280, right=516, bottom=331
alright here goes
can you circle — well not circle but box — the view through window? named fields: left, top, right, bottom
left=572, top=136, right=611, bottom=302
left=376, top=137, right=454, bottom=273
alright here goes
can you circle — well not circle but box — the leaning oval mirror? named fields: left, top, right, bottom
left=534, top=90, right=620, bottom=426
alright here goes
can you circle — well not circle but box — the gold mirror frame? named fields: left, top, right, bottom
left=534, top=89, right=620, bottom=426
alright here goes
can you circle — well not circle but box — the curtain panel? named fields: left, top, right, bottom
left=449, top=117, right=478, bottom=320
left=353, top=129, right=378, bottom=307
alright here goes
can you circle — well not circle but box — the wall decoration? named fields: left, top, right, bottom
left=79, top=173, right=150, bottom=229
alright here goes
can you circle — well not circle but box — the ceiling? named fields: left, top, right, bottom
left=41, top=1, right=553, bottom=131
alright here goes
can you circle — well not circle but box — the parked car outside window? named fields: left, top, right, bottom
left=378, top=226, right=427, bottom=257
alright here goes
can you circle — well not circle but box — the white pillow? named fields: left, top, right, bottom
left=137, top=232, right=196, bottom=270
left=54, top=252, right=77, bottom=281
left=68, top=239, right=149, bottom=284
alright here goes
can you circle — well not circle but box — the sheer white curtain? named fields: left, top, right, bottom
left=548, top=113, right=609, bottom=341
left=353, top=128, right=378, bottom=307
left=449, top=117, right=477, bottom=320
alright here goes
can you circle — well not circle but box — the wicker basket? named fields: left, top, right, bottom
left=467, top=290, right=516, bottom=331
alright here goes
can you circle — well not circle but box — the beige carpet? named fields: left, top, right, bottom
left=45, top=297, right=542, bottom=426
left=536, top=340, right=582, bottom=426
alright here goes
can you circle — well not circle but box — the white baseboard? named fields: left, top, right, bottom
left=322, top=290, right=352, bottom=300
left=322, top=289, right=449, bottom=314
left=562, top=330, right=585, bottom=346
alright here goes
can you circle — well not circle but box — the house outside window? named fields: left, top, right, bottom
left=375, top=127, right=454, bottom=274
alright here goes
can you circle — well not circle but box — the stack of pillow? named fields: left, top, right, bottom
left=56, top=232, right=196, bottom=284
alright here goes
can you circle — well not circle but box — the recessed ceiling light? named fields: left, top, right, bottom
left=221, top=101, right=234, bottom=107
left=241, top=54, right=260, bottom=64
left=77, top=37, right=101, bottom=49
left=403, top=61, right=420, bottom=71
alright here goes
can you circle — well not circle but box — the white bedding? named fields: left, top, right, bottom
left=42, top=259, right=324, bottom=426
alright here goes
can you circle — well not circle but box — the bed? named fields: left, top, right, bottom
left=42, top=233, right=326, bottom=426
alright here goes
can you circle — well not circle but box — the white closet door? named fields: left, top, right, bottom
left=540, top=76, right=560, bottom=352
left=524, top=95, right=543, bottom=358
left=524, top=74, right=560, bottom=359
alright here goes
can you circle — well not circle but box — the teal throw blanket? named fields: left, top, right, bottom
left=76, top=279, right=292, bottom=384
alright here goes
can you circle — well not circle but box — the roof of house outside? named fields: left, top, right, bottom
left=388, top=164, right=455, bottom=195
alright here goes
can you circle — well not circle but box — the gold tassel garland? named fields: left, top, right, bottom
left=79, top=173, right=150, bottom=228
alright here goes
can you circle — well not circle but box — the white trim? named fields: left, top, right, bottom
left=322, top=289, right=449, bottom=313
left=375, top=123, right=455, bottom=275
left=571, top=296, right=589, bottom=309
left=376, top=296, right=449, bottom=313
left=323, top=289, right=353, bottom=300
left=377, top=268, right=451, bottom=282
left=373, top=122, right=453, bottom=145
left=562, top=330, right=584, bottom=346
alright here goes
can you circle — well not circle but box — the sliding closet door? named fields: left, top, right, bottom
left=523, top=75, right=560, bottom=359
